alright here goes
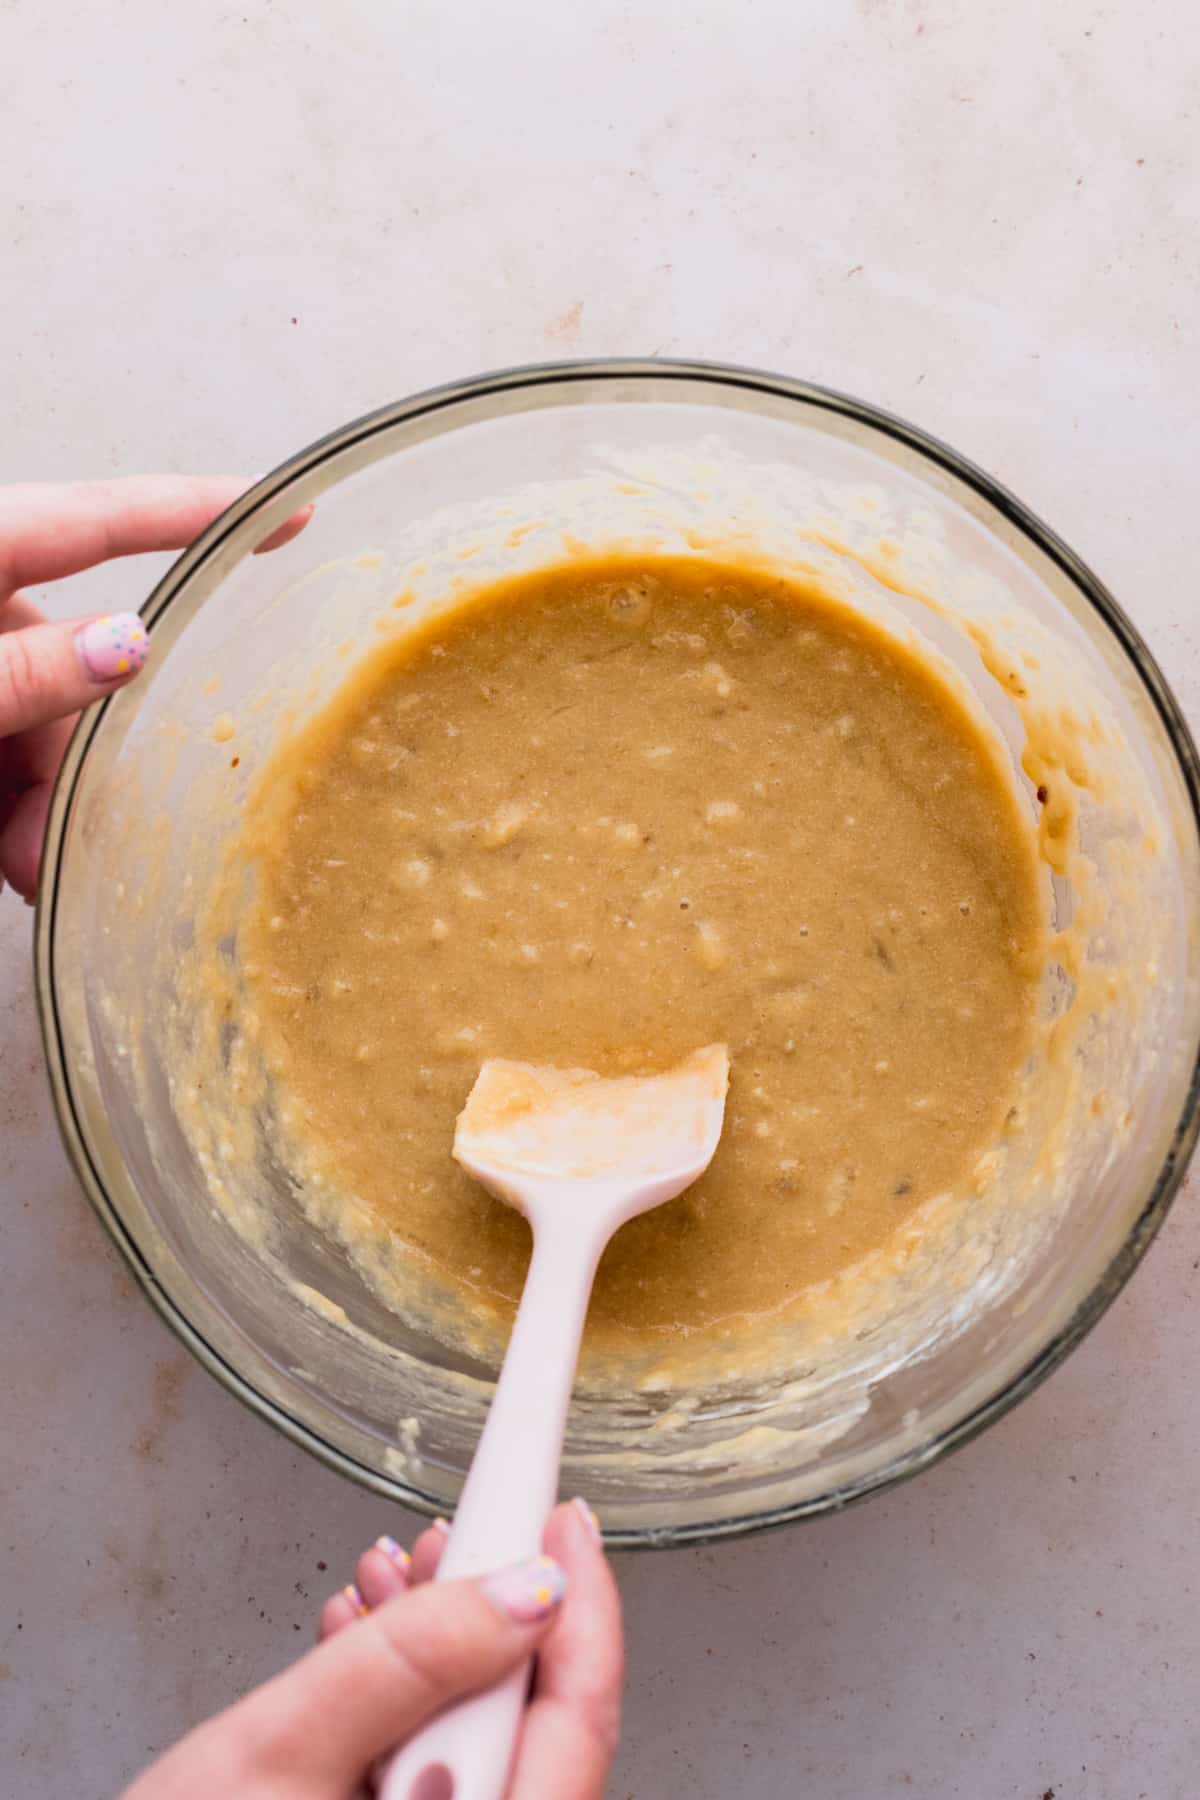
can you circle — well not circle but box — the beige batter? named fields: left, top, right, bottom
left=220, top=555, right=1045, bottom=1363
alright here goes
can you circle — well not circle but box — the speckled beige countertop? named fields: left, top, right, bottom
left=2, top=4, right=1199, bottom=1796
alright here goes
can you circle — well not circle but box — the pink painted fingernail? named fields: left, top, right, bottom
left=432, top=1516, right=451, bottom=1537
left=342, top=1583, right=369, bottom=1617
left=572, top=1496, right=602, bottom=1542
left=481, top=1555, right=567, bottom=1625
left=375, top=1535, right=412, bottom=1570
left=76, top=613, right=150, bottom=684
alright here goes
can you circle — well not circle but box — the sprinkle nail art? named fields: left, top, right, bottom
left=343, top=1583, right=369, bottom=1617
left=481, top=1555, right=567, bottom=1625
left=375, top=1535, right=412, bottom=1570
left=76, top=613, right=150, bottom=683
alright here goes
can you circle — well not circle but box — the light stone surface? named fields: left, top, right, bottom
left=2, top=3, right=1198, bottom=1794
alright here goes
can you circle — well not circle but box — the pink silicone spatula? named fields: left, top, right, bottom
left=379, top=1043, right=730, bottom=1800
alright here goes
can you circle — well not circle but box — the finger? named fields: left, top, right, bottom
left=0, top=613, right=149, bottom=740
left=0, top=475, right=310, bottom=597
left=0, top=698, right=74, bottom=792
left=317, top=1582, right=369, bottom=1642
left=411, top=1515, right=452, bottom=1583
left=0, top=599, right=106, bottom=901
left=254, top=505, right=314, bottom=554
left=358, top=1536, right=414, bottom=1609
left=208, top=1557, right=568, bottom=1791
left=0, top=777, right=55, bottom=904
left=0, top=593, right=47, bottom=633
left=0, top=595, right=72, bottom=898
left=317, top=1536, right=416, bottom=1642
left=509, top=1501, right=623, bottom=1800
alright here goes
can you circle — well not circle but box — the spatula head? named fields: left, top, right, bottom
left=453, top=1043, right=730, bottom=1220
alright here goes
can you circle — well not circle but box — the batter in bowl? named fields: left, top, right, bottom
left=214, top=556, right=1045, bottom=1369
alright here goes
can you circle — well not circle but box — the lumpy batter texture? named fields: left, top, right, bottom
left=231, top=558, right=1044, bottom=1356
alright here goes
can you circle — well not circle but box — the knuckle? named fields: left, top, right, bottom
left=0, top=631, right=48, bottom=718
left=581, top=1691, right=622, bottom=1758
left=373, top=1603, right=476, bottom=1707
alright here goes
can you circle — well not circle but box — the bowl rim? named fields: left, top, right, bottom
left=34, top=355, right=1200, bottom=1547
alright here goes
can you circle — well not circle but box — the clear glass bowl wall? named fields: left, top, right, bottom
left=37, top=364, right=1200, bottom=1545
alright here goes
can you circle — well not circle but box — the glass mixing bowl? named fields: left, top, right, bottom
left=36, top=361, right=1200, bottom=1545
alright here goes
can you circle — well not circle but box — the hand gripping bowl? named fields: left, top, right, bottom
left=36, top=361, right=1200, bottom=1546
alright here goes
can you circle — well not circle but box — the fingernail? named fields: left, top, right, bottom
left=572, top=1496, right=602, bottom=1542
left=432, top=1517, right=451, bottom=1537
left=76, top=614, right=150, bottom=684
left=342, top=1583, right=369, bottom=1617
left=481, top=1555, right=567, bottom=1625
left=375, top=1535, right=412, bottom=1570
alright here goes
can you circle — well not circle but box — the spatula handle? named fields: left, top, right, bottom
left=379, top=1217, right=607, bottom=1800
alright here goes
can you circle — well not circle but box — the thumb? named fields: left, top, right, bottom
left=0, top=612, right=149, bottom=738
left=175, top=1557, right=567, bottom=1792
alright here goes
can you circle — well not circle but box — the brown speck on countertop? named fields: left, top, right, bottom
left=133, top=1355, right=190, bottom=1466
left=545, top=300, right=584, bottom=346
